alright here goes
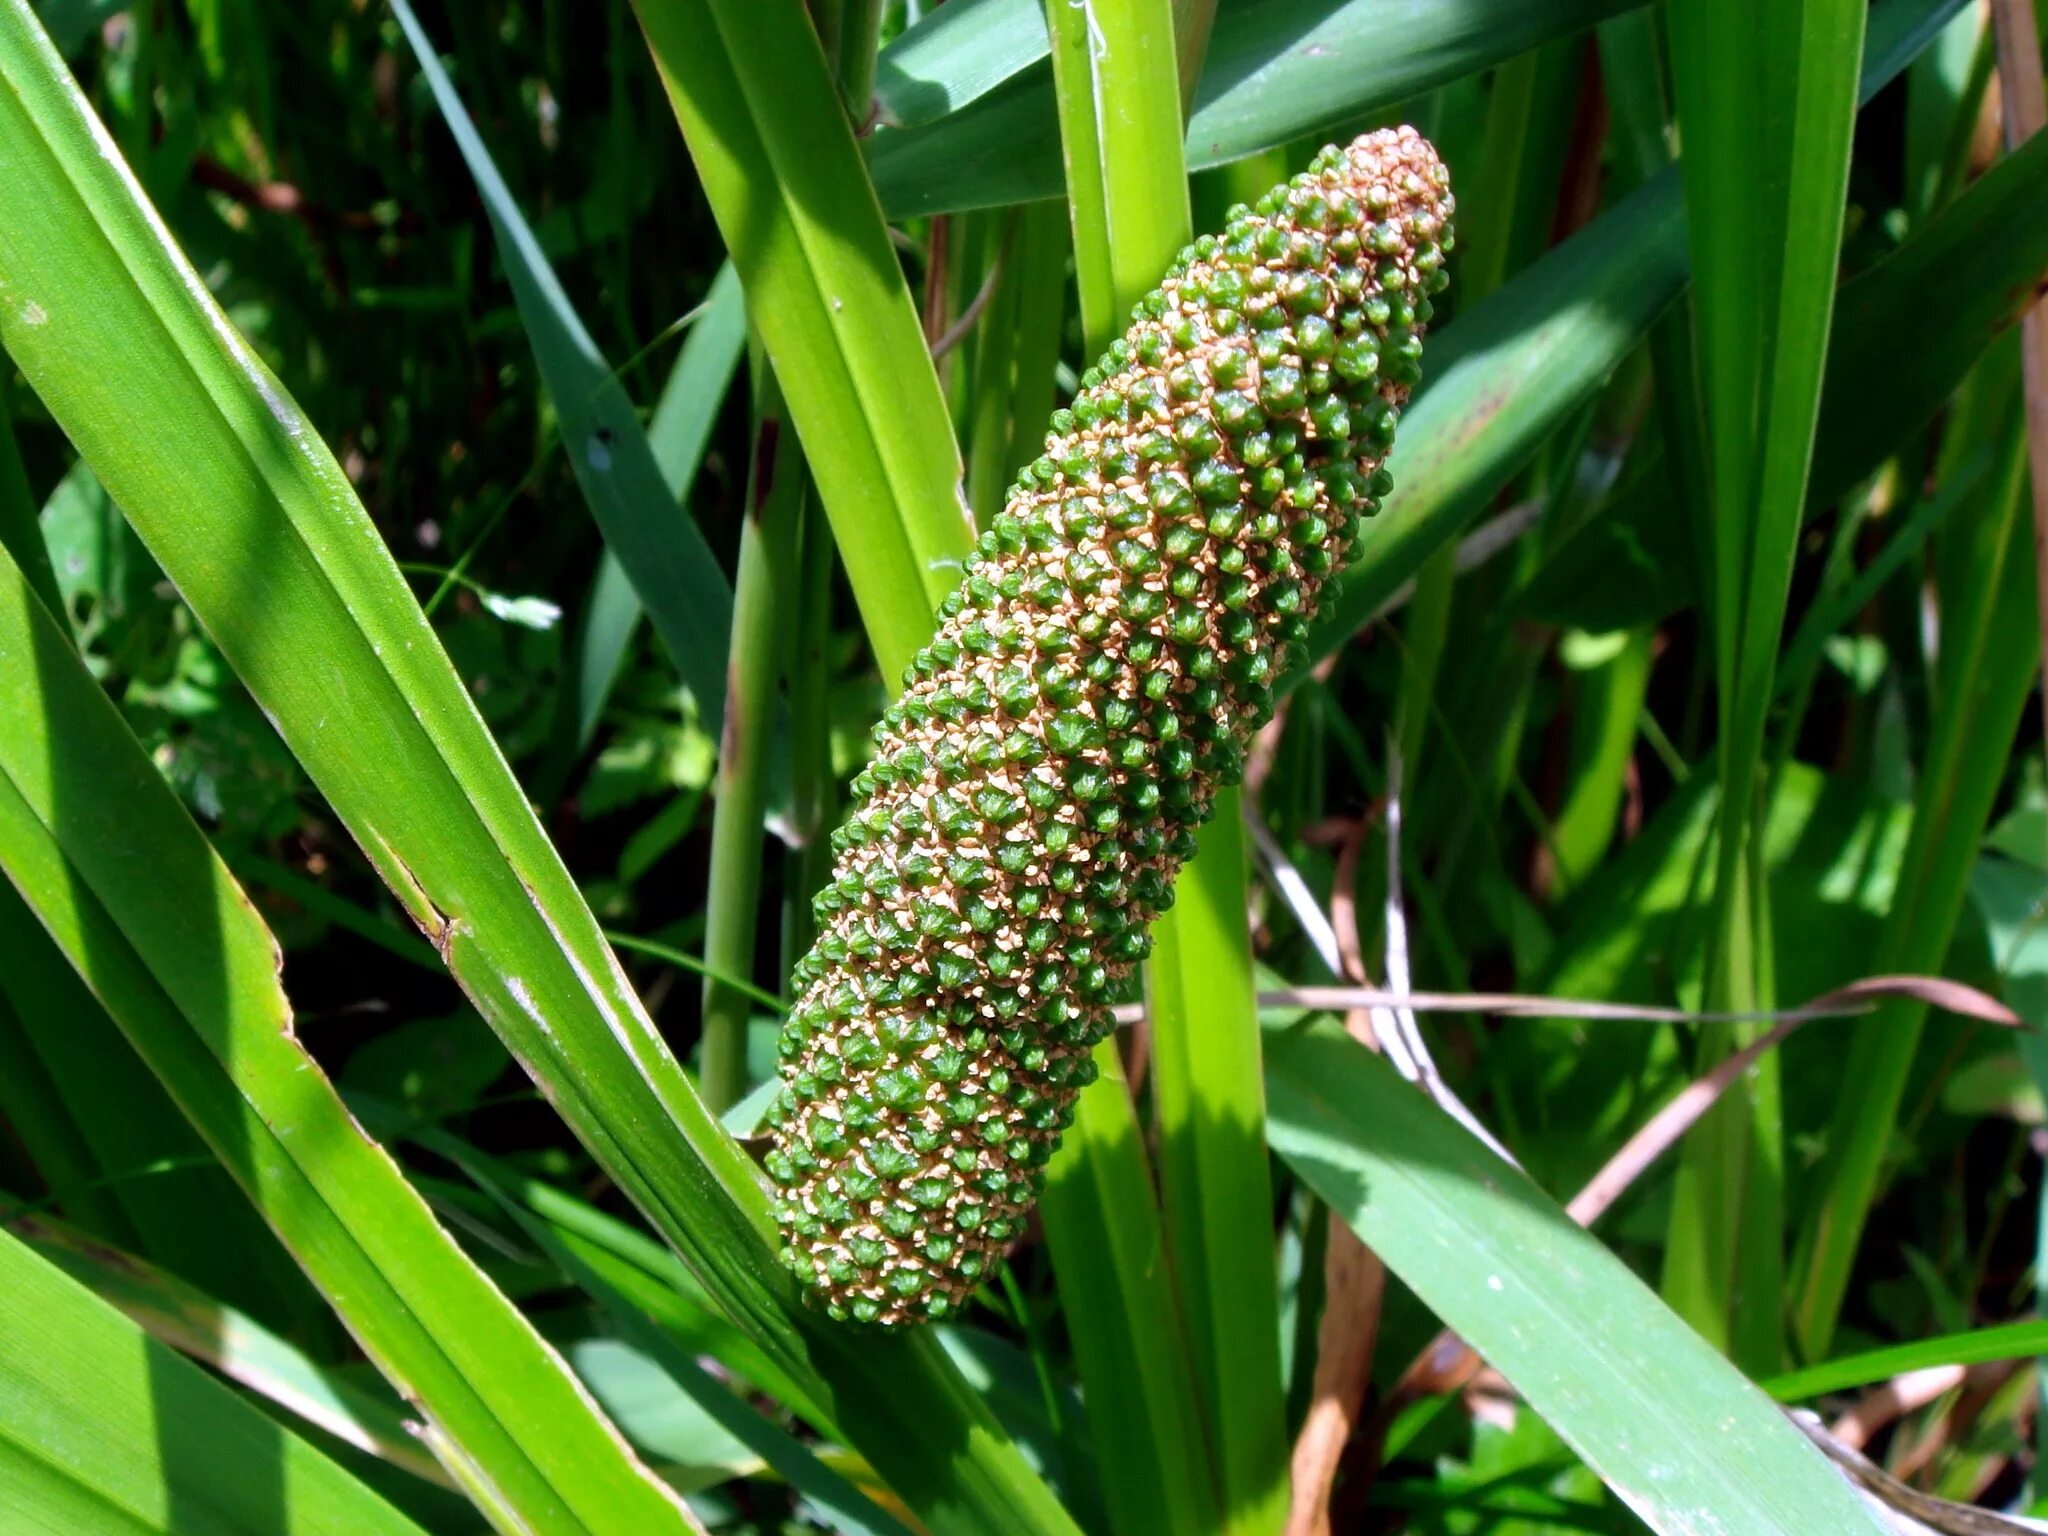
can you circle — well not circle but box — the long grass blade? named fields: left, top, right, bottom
left=8, top=1206, right=448, bottom=1487
left=1145, top=806, right=1287, bottom=1533
left=1297, top=0, right=1970, bottom=678
left=1764, top=1317, right=2048, bottom=1402
left=1521, top=103, right=2048, bottom=632
left=873, top=0, right=1047, bottom=129
left=358, top=1106, right=831, bottom=1428
left=1295, top=173, right=1689, bottom=672
left=1794, top=383, right=2043, bottom=1357
left=0, top=983, right=133, bottom=1248
left=0, top=464, right=301, bottom=1318
left=0, top=890, right=310, bottom=1334
left=1037, top=1046, right=1219, bottom=1536
left=1038, top=3, right=1285, bottom=1531
left=576, top=267, right=749, bottom=752
left=453, top=1149, right=917, bottom=1536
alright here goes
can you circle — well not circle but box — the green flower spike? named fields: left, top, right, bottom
left=769, top=126, right=1454, bottom=1326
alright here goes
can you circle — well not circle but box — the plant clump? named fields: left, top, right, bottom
left=766, top=127, right=1454, bottom=1325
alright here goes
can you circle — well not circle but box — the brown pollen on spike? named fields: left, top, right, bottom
left=765, top=127, right=1454, bottom=1327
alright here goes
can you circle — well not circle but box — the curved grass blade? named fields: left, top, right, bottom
left=1264, top=1017, right=1891, bottom=1536
left=631, top=0, right=971, bottom=683
left=867, top=0, right=1647, bottom=218
left=0, top=10, right=1075, bottom=1531
left=391, top=0, right=734, bottom=728
left=563, top=263, right=747, bottom=755
left=572, top=263, right=747, bottom=756
left=0, top=1223, right=432, bottom=1536
left=0, top=545, right=699, bottom=1536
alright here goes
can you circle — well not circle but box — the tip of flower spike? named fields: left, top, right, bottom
left=1330, top=126, right=1455, bottom=254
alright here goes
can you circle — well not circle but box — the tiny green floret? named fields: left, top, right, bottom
left=770, top=127, right=1454, bottom=1325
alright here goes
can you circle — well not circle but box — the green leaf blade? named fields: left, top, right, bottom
left=1266, top=1020, right=1892, bottom=1536
left=0, top=1223, right=433, bottom=1536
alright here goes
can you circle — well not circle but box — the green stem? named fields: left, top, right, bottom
left=1039, top=0, right=1241, bottom=1531
left=1148, top=800, right=1288, bottom=1531
left=700, top=360, right=806, bottom=1112
left=781, top=497, right=839, bottom=975
left=965, top=212, right=1026, bottom=526
left=831, top=0, right=885, bottom=122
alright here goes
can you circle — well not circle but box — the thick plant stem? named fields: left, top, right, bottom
left=1035, top=3, right=1227, bottom=1531
left=1150, top=799, right=1289, bottom=1532
left=782, top=498, right=841, bottom=976
left=700, top=361, right=807, bottom=1111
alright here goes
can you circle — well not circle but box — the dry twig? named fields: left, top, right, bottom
left=1990, top=0, right=2048, bottom=754
left=1282, top=819, right=1387, bottom=1536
